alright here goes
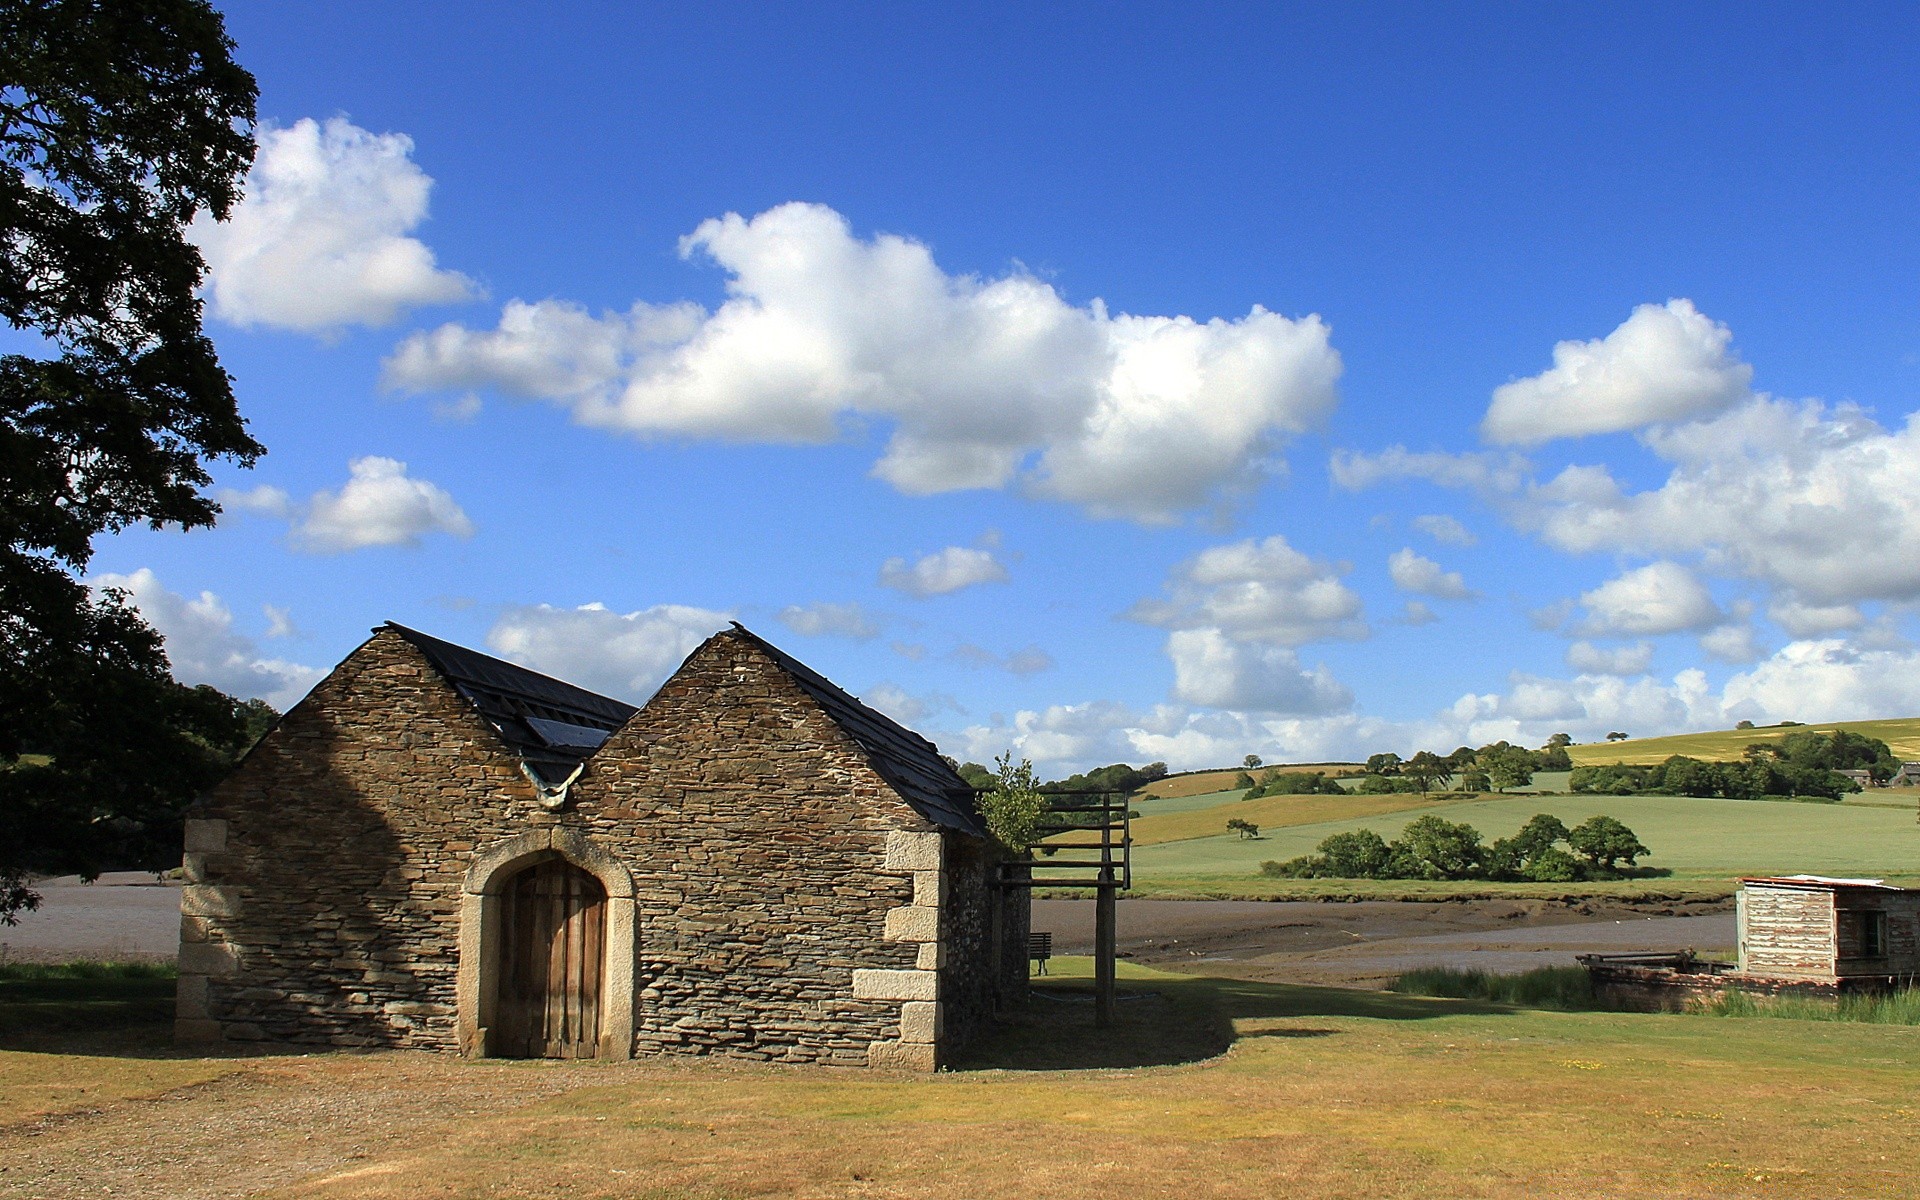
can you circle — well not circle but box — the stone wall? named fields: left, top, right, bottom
left=580, top=631, right=927, bottom=1067
left=180, top=630, right=536, bottom=1049
left=181, top=626, right=1001, bottom=1070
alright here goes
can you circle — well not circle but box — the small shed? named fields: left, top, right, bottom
left=1736, top=875, right=1920, bottom=987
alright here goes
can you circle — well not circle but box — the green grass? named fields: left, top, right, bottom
left=0, top=960, right=178, bottom=1053
left=1128, top=790, right=1920, bottom=890
left=1392, top=965, right=1920, bottom=1027
left=1566, top=715, right=1920, bottom=766
left=1390, top=965, right=1600, bottom=1010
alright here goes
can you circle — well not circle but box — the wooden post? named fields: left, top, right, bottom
left=1094, top=866, right=1116, bottom=1027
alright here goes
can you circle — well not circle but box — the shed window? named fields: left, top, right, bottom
left=1839, top=910, right=1889, bottom=959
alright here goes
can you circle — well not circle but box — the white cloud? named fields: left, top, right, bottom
left=1576, top=561, right=1722, bottom=636
left=293, top=457, right=474, bottom=553
left=1329, top=446, right=1530, bottom=493
left=220, top=484, right=294, bottom=519
left=879, top=545, right=1009, bottom=597
left=949, top=644, right=1055, bottom=676
left=1411, top=513, right=1476, bottom=546
left=776, top=601, right=880, bottom=640
left=860, top=682, right=961, bottom=726
left=486, top=602, right=729, bottom=702
left=89, top=568, right=323, bottom=709
left=1401, top=601, right=1438, bottom=626
left=1565, top=640, right=1655, bottom=676
left=1387, top=548, right=1474, bottom=600
left=1128, top=535, right=1367, bottom=645
left=1700, top=622, right=1765, bottom=664
left=1481, top=300, right=1752, bottom=445
left=262, top=604, right=298, bottom=640
left=1768, top=597, right=1866, bottom=638
left=385, top=202, right=1342, bottom=522
left=1719, top=639, right=1920, bottom=723
left=1165, top=628, right=1353, bottom=714
left=1516, top=399, right=1920, bottom=607
left=191, top=117, right=477, bottom=332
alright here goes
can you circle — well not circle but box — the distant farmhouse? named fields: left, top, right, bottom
left=176, top=623, right=1027, bottom=1069
left=1889, top=762, right=1920, bottom=788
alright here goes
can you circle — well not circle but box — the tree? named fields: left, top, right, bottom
left=1365, top=752, right=1403, bottom=777
left=1402, top=750, right=1451, bottom=795
left=1225, top=817, right=1260, bottom=840
left=1, top=2, right=260, bottom=920
left=1545, top=732, right=1573, bottom=749
left=1316, top=829, right=1390, bottom=877
left=1243, top=754, right=1263, bottom=769
left=1483, top=747, right=1534, bottom=792
left=1567, top=815, right=1648, bottom=874
left=1606, top=732, right=1630, bottom=742
left=1394, top=815, right=1485, bottom=880
left=1735, top=719, right=1755, bottom=730
left=979, top=753, right=1047, bottom=853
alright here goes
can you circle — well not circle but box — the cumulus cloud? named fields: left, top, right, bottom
left=879, top=545, right=1009, bottom=597
left=1387, top=548, right=1475, bottom=600
left=191, top=117, right=477, bottom=332
left=1480, top=300, right=1752, bottom=445
left=1576, top=561, right=1722, bottom=636
left=385, top=202, right=1342, bottom=522
left=1768, top=597, right=1866, bottom=638
left=1165, top=628, right=1353, bottom=714
left=1411, top=514, right=1476, bottom=546
left=90, top=569, right=323, bottom=709
left=1517, top=399, right=1920, bottom=608
left=1700, top=622, right=1766, bottom=664
left=486, top=602, right=729, bottom=701
left=288, top=457, right=474, bottom=553
left=1565, top=640, right=1655, bottom=676
left=1128, top=535, right=1367, bottom=645
left=949, top=644, right=1055, bottom=676
left=1401, top=601, right=1439, bottom=626
left=776, top=601, right=881, bottom=640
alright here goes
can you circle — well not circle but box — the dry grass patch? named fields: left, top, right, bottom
left=1128, top=790, right=1465, bottom=846
left=9, top=959, right=1920, bottom=1199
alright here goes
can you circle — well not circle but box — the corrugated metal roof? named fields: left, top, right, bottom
left=721, top=623, right=988, bottom=838
left=384, top=622, right=637, bottom=783
left=1741, top=875, right=1905, bottom=891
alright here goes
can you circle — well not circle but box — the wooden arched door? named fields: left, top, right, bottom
left=495, top=858, right=606, bottom=1058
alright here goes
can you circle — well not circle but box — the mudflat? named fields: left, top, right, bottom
left=1034, top=896, right=1734, bottom=987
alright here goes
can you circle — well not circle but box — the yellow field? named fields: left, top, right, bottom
left=1565, top=716, right=1920, bottom=766
left=1142, top=763, right=1360, bottom=798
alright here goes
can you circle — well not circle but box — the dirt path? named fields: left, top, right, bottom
left=1034, top=896, right=1735, bottom=987
left=0, top=1053, right=613, bottom=1200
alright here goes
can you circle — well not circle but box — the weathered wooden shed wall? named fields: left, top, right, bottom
left=1738, top=880, right=1920, bottom=981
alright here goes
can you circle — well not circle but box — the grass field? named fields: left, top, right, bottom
left=1127, top=790, right=1920, bottom=887
left=1125, top=789, right=1461, bottom=846
left=8, top=958, right=1920, bottom=1198
left=1566, top=715, right=1920, bottom=766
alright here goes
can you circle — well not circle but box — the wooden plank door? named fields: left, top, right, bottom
left=496, top=858, right=606, bottom=1058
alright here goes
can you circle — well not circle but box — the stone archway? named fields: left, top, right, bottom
left=456, top=828, right=636, bottom=1059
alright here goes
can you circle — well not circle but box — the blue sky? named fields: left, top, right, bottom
left=93, top=3, right=1920, bottom=772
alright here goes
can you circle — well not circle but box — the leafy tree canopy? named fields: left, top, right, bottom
left=0, top=0, right=259, bottom=920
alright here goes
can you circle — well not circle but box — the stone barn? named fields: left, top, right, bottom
left=176, top=621, right=1028, bottom=1069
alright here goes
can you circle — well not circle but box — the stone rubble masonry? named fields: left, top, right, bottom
left=178, top=625, right=1027, bottom=1070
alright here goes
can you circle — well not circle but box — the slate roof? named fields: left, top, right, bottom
left=387, top=620, right=985, bottom=837
left=721, top=623, right=988, bottom=838
left=385, top=622, right=637, bottom=784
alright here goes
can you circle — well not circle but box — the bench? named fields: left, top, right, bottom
left=1028, top=931, right=1052, bottom=975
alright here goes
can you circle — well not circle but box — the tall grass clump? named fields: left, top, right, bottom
left=1700, top=987, right=1920, bottom=1025
left=0, top=961, right=176, bottom=983
left=1390, top=965, right=1598, bottom=1009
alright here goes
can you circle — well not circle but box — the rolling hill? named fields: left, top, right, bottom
left=1563, top=716, right=1920, bottom=766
